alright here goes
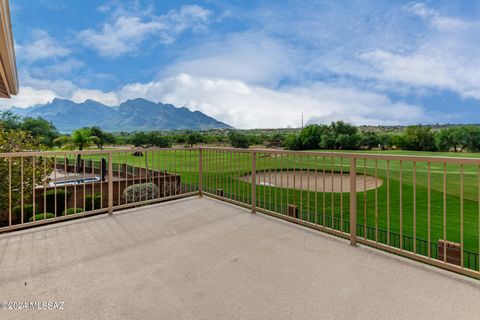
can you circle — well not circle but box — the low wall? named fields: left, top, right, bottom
left=34, top=173, right=181, bottom=213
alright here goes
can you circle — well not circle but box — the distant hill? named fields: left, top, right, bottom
left=10, top=98, right=232, bottom=132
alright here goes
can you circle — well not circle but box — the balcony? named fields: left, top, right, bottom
left=1, top=147, right=480, bottom=318
left=1, top=196, right=479, bottom=319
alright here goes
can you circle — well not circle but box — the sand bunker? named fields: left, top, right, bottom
left=240, top=170, right=383, bottom=192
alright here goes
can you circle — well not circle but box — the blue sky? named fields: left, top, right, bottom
left=2, top=0, right=480, bottom=128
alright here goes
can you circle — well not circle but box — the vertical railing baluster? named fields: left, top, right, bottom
left=363, top=158, right=367, bottom=239
left=443, top=162, right=447, bottom=263
left=323, top=156, right=326, bottom=227
left=100, top=155, right=103, bottom=207
left=198, top=148, right=203, bottom=197
left=428, top=162, right=431, bottom=258
left=8, top=158, right=12, bottom=227
left=413, top=161, right=416, bottom=253
left=307, top=155, right=310, bottom=221
left=33, top=156, right=36, bottom=222
left=314, top=155, right=318, bottom=225
left=331, top=157, right=334, bottom=228
left=387, top=160, right=390, bottom=246
left=274, top=153, right=278, bottom=212
left=375, top=159, right=378, bottom=243
left=43, top=157, right=46, bottom=219
left=251, top=151, right=256, bottom=213
left=108, top=151, right=113, bottom=214
left=280, top=153, right=284, bottom=214
left=340, top=157, right=343, bottom=231
left=460, top=164, right=464, bottom=268
left=20, top=157, right=24, bottom=224
left=350, top=156, right=357, bottom=246
left=400, top=160, right=403, bottom=250
left=300, top=155, right=303, bottom=220
left=83, top=155, right=86, bottom=212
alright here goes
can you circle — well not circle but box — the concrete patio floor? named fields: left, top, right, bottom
left=0, top=197, right=479, bottom=320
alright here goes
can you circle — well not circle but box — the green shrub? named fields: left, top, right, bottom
left=85, top=193, right=102, bottom=211
left=63, top=208, right=84, bottom=215
left=228, top=131, right=252, bottom=148
left=45, top=189, right=69, bottom=214
left=123, top=183, right=159, bottom=203
left=12, top=204, right=37, bottom=222
left=29, top=212, right=55, bottom=222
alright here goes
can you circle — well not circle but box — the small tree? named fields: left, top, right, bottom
left=266, top=133, right=285, bottom=148
left=359, top=132, right=380, bottom=150
left=53, top=128, right=100, bottom=172
left=54, top=128, right=100, bottom=151
left=89, top=126, right=116, bottom=149
left=186, top=132, right=202, bottom=147
left=228, top=131, right=251, bottom=148
left=398, top=126, right=437, bottom=151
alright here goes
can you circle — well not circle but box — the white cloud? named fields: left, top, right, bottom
left=21, top=74, right=77, bottom=98
left=44, top=59, right=85, bottom=75
left=71, top=89, right=119, bottom=106
left=0, top=86, right=56, bottom=109
left=161, top=32, right=295, bottom=87
left=322, top=3, right=480, bottom=100
left=0, top=72, right=428, bottom=128
left=357, top=43, right=480, bottom=100
left=78, top=5, right=212, bottom=57
left=115, top=73, right=426, bottom=128
left=16, top=30, right=70, bottom=62
left=405, top=2, right=473, bottom=31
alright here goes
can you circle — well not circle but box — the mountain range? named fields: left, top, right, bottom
left=10, top=98, right=232, bottom=132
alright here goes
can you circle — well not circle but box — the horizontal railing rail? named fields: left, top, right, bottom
left=1, top=146, right=479, bottom=279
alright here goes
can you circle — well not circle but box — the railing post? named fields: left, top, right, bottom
left=349, top=157, right=357, bottom=245
left=251, top=151, right=256, bottom=213
left=198, top=148, right=203, bottom=197
left=108, top=151, right=113, bottom=214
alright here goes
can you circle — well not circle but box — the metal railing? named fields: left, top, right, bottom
left=200, top=147, right=480, bottom=279
left=1, top=147, right=479, bottom=279
left=0, top=148, right=199, bottom=232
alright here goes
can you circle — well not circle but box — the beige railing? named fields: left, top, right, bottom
left=1, top=147, right=479, bottom=279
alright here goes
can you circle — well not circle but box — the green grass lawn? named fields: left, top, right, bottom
left=74, top=148, right=480, bottom=268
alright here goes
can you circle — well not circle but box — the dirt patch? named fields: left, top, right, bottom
left=239, top=170, right=383, bottom=192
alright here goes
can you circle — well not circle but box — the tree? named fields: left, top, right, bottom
left=228, top=131, right=251, bottom=148
left=89, top=126, right=116, bottom=149
left=299, top=125, right=327, bottom=149
left=398, top=126, right=437, bottom=151
left=284, top=134, right=303, bottom=150
left=20, top=117, right=59, bottom=148
left=377, top=133, right=396, bottom=150
left=53, top=128, right=100, bottom=173
left=436, top=127, right=460, bottom=152
left=128, top=131, right=172, bottom=148
left=148, top=132, right=172, bottom=148
left=319, top=121, right=359, bottom=150
left=0, top=126, right=51, bottom=220
left=54, top=128, right=99, bottom=151
left=265, top=133, right=285, bottom=148
left=463, top=126, right=480, bottom=152
left=0, top=111, right=21, bottom=130
left=359, top=132, right=380, bottom=150
left=186, top=131, right=202, bottom=147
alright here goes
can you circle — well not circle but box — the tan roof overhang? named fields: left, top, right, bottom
left=0, top=0, right=17, bottom=98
